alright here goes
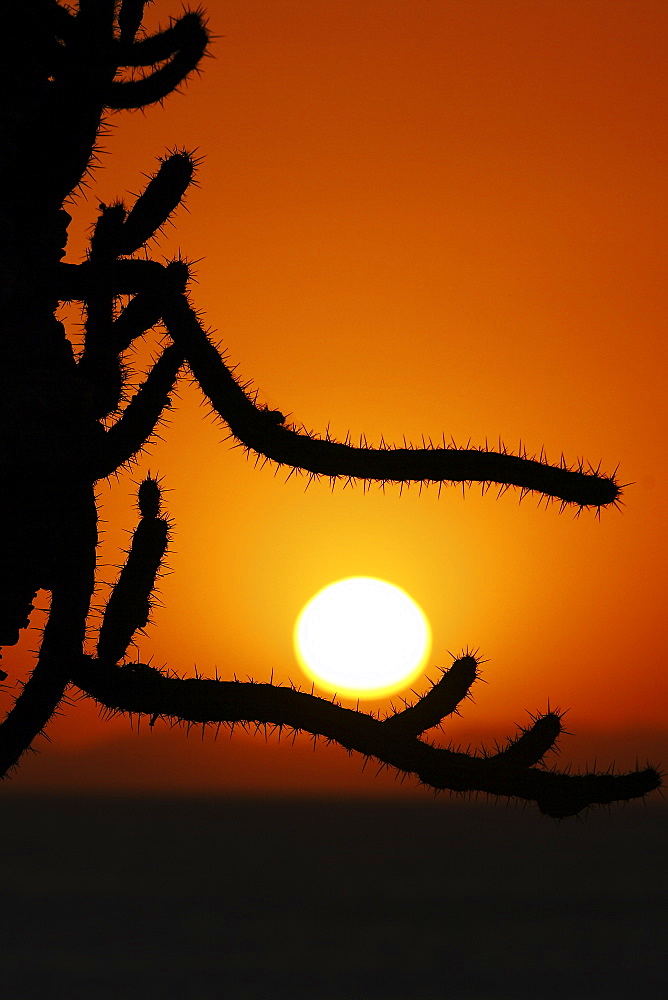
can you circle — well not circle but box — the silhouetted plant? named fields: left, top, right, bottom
left=0, top=1, right=660, bottom=817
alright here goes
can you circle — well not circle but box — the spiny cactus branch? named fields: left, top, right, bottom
left=105, top=152, right=197, bottom=258
left=70, top=653, right=660, bottom=818
left=97, top=478, right=170, bottom=666
left=107, top=11, right=210, bottom=109
left=52, top=252, right=622, bottom=508
left=383, top=655, right=479, bottom=737
left=489, top=712, right=565, bottom=769
left=161, top=292, right=621, bottom=509
left=92, top=344, right=185, bottom=481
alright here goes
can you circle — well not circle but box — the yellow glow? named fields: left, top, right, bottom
left=294, top=577, right=432, bottom=699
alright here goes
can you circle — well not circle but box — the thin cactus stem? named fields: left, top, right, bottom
left=97, top=478, right=170, bottom=665
left=92, top=344, right=185, bottom=481
left=106, top=12, right=210, bottom=109
left=117, top=12, right=204, bottom=66
left=161, top=293, right=620, bottom=509
left=70, top=654, right=660, bottom=818
left=383, top=655, right=479, bottom=737
left=488, top=712, right=564, bottom=768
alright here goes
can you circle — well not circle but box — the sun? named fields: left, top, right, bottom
left=294, top=577, right=432, bottom=699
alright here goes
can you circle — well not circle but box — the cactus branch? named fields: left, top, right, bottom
left=91, top=344, right=185, bottom=481
left=70, top=652, right=660, bottom=818
left=114, top=152, right=197, bottom=257
left=382, top=655, right=479, bottom=737
left=488, top=712, right=564, bottom=768
left=116, top=12, right=207, bottom=68
left=106, top=12, right=210, bottom=109
left=161, top=293, right=621, bottom=510
left=97, top=477, right=170, bottom=665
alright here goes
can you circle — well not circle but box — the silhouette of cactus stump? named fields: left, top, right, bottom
left=0, top=1, right=660, bottom=818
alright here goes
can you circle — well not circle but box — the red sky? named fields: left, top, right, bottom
left=5, top=0, right=667, bottom=796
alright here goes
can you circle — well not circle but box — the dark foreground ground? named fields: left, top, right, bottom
left=0, top=794, right=665, bottom=999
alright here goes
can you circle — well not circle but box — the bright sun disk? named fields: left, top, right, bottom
left=294, top=577, right=432, bottom=699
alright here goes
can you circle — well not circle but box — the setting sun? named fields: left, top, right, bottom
left=294, top=577, right=432, bottom=699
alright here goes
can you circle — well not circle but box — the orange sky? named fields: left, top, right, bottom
left=6, top=0, right=667, bottom=795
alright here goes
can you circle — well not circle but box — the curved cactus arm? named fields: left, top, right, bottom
left=116, top=11, right=207, bottom=67
left=69, top=652, right=660, bottom=817
left=91, top=344, right=185, bottom=481
left=160, top=293, right=621, bottom=510
left=106, top=11, right=210, bottom=109
left=383, top=654, right=479, bottom=737
left=52, top=260, right=620, bottom=511
left=488, top=711, right=564, bottom=768
left=0, top=487, right=98, bottom=777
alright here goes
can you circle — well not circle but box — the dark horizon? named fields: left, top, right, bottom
left=0, top=793, right=665, bottom=998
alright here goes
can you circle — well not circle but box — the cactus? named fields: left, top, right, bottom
left=0, top=2, right=660, bottom=816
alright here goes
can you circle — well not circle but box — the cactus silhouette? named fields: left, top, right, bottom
left=0, top=1, right=660, bottom=817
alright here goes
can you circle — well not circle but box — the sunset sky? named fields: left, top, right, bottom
left=6, top=0, right=667, bottom=796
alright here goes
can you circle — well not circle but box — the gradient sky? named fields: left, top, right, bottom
left=6, top=0, right=667, bottom=795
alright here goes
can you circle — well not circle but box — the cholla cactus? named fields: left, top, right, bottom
left=0, top=1, right=659, bottom=817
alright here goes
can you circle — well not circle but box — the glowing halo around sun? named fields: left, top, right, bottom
left=294, top=577, right=432, bottom=699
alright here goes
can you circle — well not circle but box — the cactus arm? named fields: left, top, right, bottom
left=117, top=152, right=196, bottom=256
left=116, top=12, right=207, bottom=68
left=161, top=293, right=621, bottom=510
left=93, top=153, right=197, bottom=260
left=0, top=486, right=97, bottom=776
left=78, top=207, right=126, bottom=420
left=51, top=257, right=620, bottom=510
left=382, top=655, right=479, bottom=737
left=488, top=712, right=564, bottom=768
left=69, top=653, right=660, bottom=818
left=97, top=478, right=170, bottom=665
left=91, top=345, right=185, bottom=481
left=106, top=12, right=210, bottom=109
